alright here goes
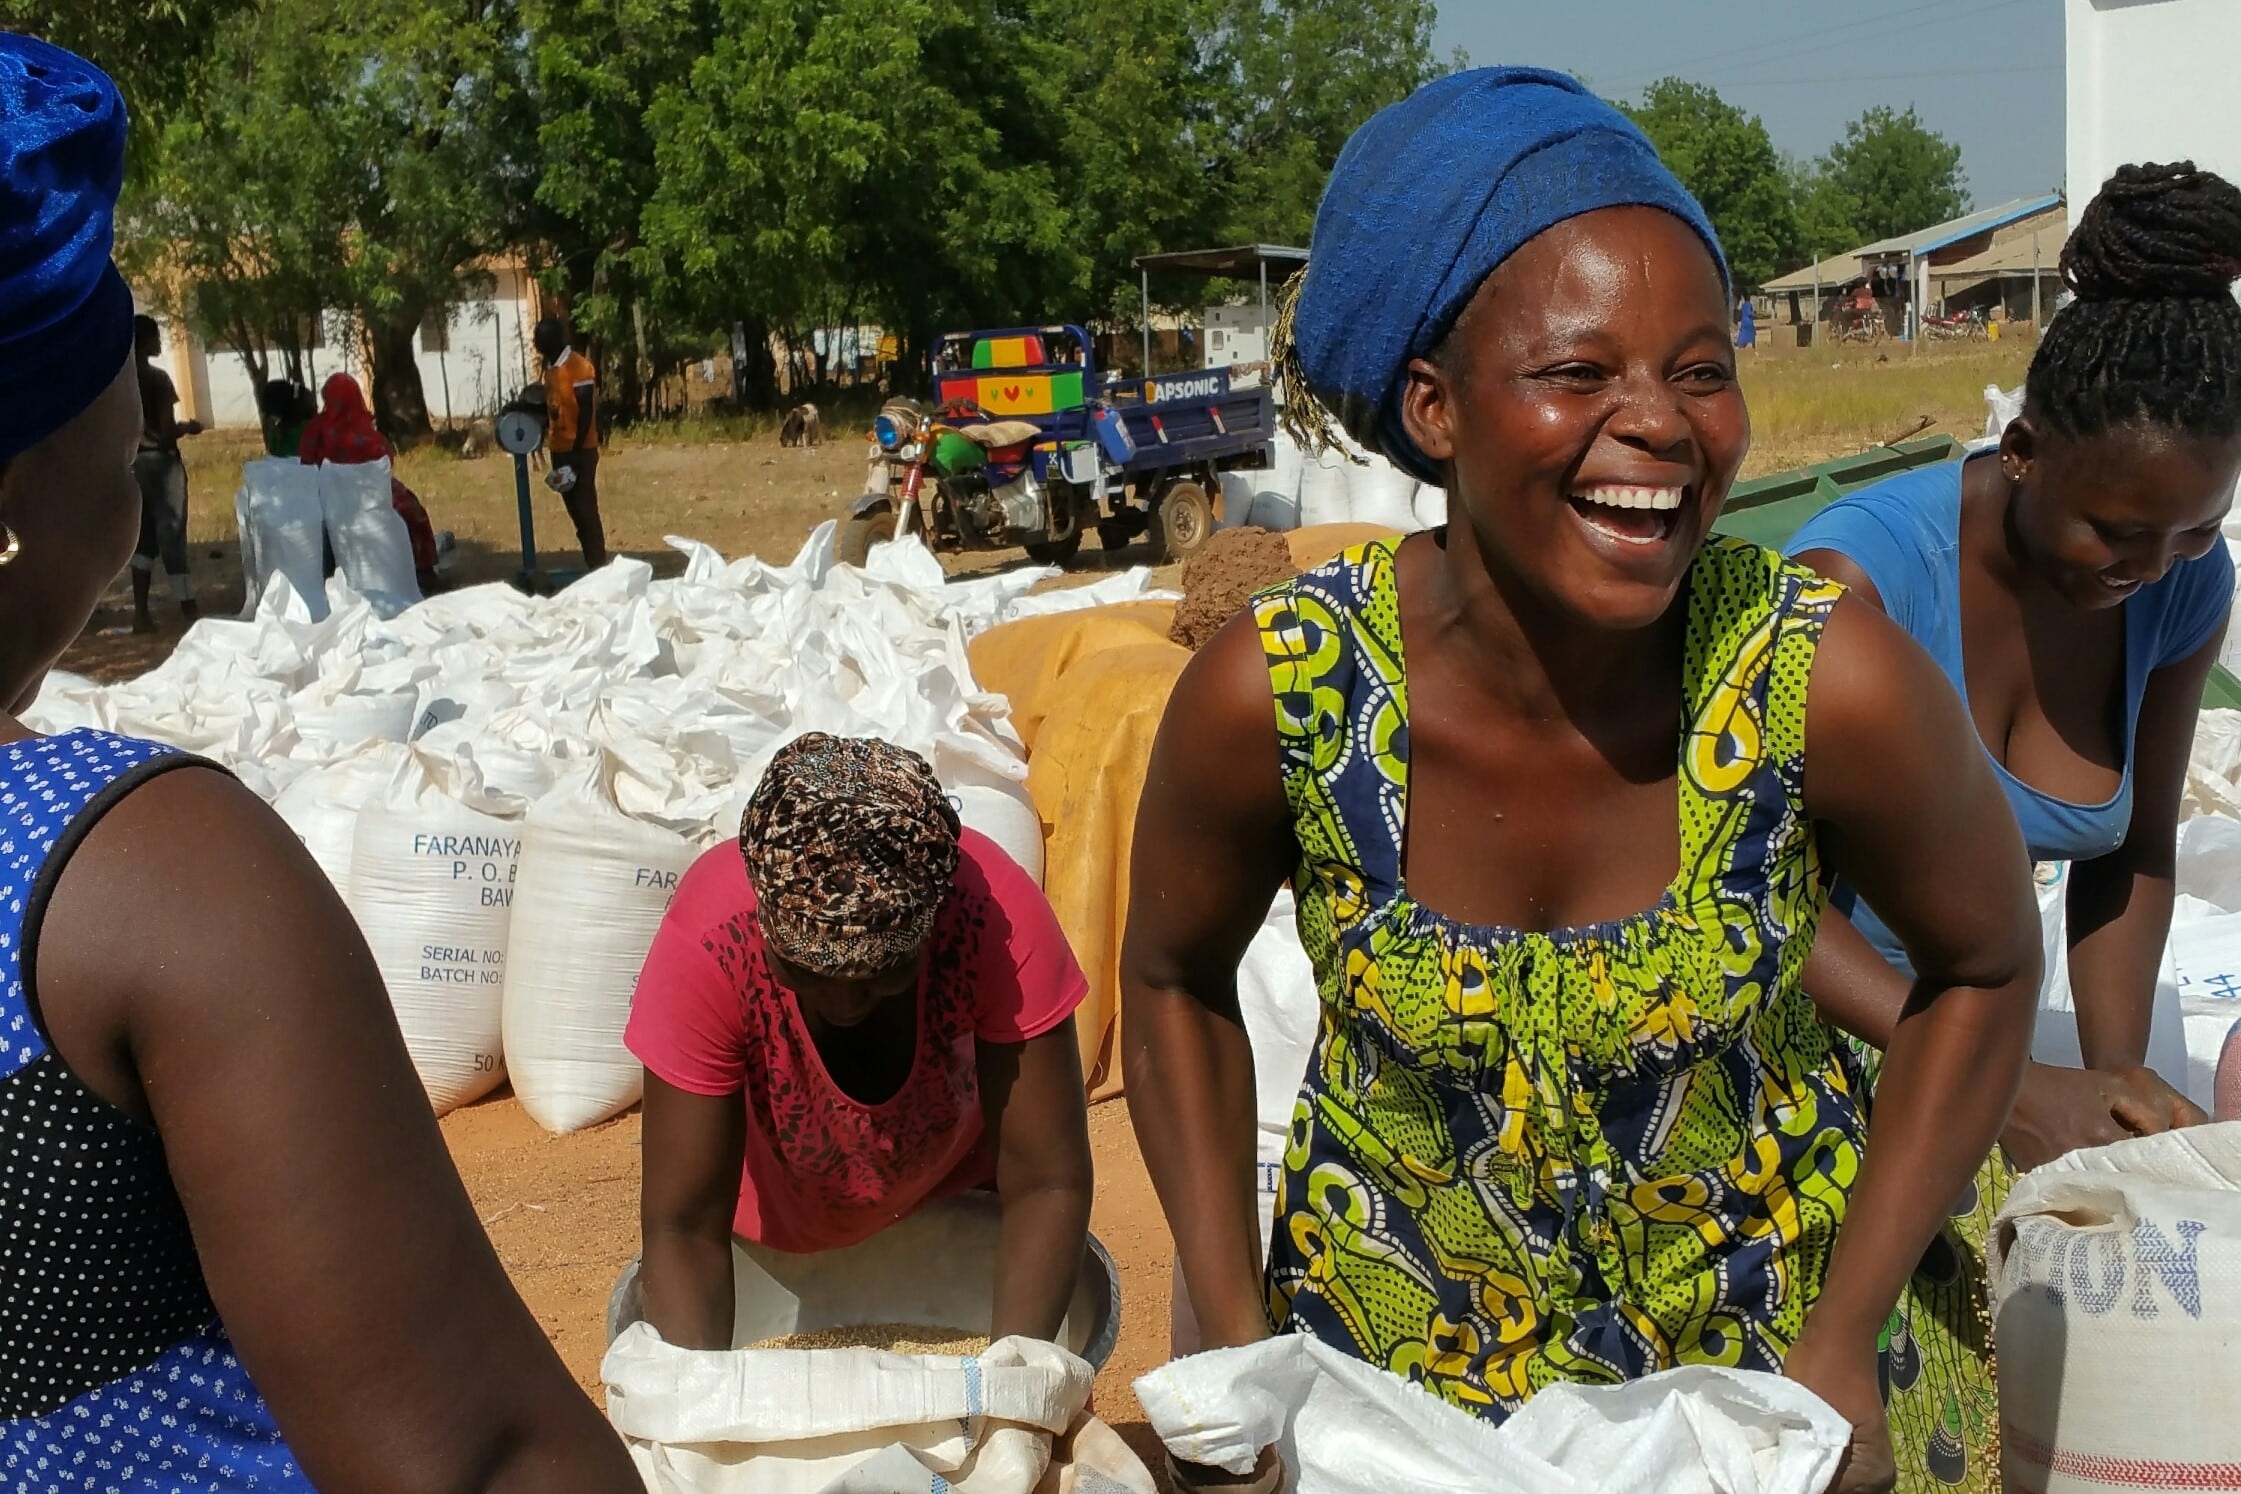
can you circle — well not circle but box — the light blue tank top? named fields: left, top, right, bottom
left=1788, top=455, right=2232, bottom=971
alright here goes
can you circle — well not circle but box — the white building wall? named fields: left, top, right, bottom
left=2068, top=0, right=2241, bottom=204
left=146, top=265, right=541, bottom=430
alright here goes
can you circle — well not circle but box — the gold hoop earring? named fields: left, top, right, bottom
left=0, top=521, right=19, bottom=568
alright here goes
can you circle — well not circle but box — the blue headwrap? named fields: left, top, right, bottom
left=1288, top=66, right=1729, bottom=484
left=0, top=34, right=132, bottom=463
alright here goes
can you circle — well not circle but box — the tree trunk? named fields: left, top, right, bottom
left=367, top=311, right=434, bottom=447
left=731, top=317, right=780, bottom=411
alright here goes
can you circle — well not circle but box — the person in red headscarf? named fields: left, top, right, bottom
left=298, top=373, right=441, bottom=590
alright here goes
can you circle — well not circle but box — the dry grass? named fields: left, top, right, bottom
left=1736, top=337, right=2035, bottom=476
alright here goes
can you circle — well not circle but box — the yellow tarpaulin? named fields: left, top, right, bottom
left=967, top=601, right=1177, bottom=753
left=1022, top=641, right=1191, bottom=1097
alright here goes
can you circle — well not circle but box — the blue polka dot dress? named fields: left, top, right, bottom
left=0, top=731, right=310, bottom=1491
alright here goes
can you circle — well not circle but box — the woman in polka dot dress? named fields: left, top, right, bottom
left=0, top=36, right=640, bottom=1494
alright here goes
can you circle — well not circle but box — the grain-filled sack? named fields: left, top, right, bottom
left=347, top=747, right=526, bottom=1113
left=1989, top=1123, right=2241, bottom=1492
left=236, top=458, right=328, bottom=620
left=318, top=458, right=422, bottom=617
left=1137, top=1339, right=1847, bottom=1494
left=272, top=740, right=413, bottom=894
left=503, top=761, right=697, bottom=1134
left=1297, top=445, right=1353, bottom=529
left=604, top=1326, right=1154, bottom=1494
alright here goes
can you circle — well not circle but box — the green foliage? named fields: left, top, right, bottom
left=1621, top=79, right=1795, bottom=291
left=0, top=0, right=250, bottom=140
left=1782, top=153, right=1864, bottom=264
left=124, top=0, right=521, bottom=438
left=106, top=0, right=1454, bottom=419
left=1822, top=105, right=1970, bottom=244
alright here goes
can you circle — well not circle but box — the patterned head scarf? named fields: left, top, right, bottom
left=1275, top=66, right=1728, bottom=484
left=0, top=34, right=134, bottom=462
left=740, top=733, right=961, bottom=976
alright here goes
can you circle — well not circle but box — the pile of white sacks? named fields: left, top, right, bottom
left=22, top=522, right=1170, bottom=1132
left=1217, top=429, right=1447, bottom=533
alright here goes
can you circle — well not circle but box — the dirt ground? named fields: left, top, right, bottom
left=439, top=1091, right=1176, bottom=1478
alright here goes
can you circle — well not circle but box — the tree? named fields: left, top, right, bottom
left=1199, top=0, right=1448, bottom=247
left=126, top=0, right=524, bottom=443
left=1782, top=153, right=1864, bottom=263
left=1823, top=105, right=1969, bottom=243
left=517, top=0, right=712, bottom=420
left=0, top=0, right=250, bottom=145
left=1621, top=79, right=1796, bottom=290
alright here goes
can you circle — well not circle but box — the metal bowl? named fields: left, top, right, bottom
left=606, top=1191, right=1121, bottom=1371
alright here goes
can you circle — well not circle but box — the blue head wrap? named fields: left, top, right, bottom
left=0, top=34, right=132, bottom=463
left=1289, top=66, right=1728, bottom=484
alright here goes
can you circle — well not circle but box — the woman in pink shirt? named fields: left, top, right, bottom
left=627, top=733, right=1095, bottom=1348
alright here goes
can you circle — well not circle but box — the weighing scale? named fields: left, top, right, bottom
left=494, top=386, right=583, bottom=594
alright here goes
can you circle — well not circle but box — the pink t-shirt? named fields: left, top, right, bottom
left=625, top=829, right=1087, bottom=1252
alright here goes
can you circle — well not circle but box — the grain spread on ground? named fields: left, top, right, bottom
left=748, top=1323, right=991, bottom=1355
left=1168, top=526, right=1300, bottom=651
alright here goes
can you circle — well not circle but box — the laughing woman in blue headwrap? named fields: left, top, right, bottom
left=1122, top=68, right=2041, bottom=1491
left=0, top=37, right=639, bottom=1493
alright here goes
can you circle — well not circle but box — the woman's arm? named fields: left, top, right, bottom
left=979, top=1019, right=1095, bottom=1344
left=2066, top=623, right=2225, bottom=1072
left=639, top=1074, right=747, bottom=1350
left=38, top=766, right=640, bottom=1492
left=1121, top=613, right=1297, bottom=1352
left=1792, top=596, right=2040, bottom=1460
left=1798, top=904, right=1914, bottom=1046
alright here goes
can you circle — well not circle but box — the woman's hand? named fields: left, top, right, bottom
left=1168, top=1446, right=1285, bottom=1494
left=2002, top=1061, right=2206, bottom=1172
left=1783, top=1331, right=1895, bottom=1494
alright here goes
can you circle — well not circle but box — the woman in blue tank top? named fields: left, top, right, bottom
left=1790, top=162, right=2241, bottom=1493
left=0, top=36, right=639, bottom=1493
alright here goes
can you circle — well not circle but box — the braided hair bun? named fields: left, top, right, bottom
left=2027, top=162, right=2241, bottom=439
left=2062, top=162, right=2241, bottom=302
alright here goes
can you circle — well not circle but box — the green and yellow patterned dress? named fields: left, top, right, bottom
left=1252, top=534, right=1866, bottom=1420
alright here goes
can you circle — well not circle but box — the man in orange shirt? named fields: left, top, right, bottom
left=534, top=316, right=608, bottom=568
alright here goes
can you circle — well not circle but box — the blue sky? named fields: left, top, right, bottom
left=1434, top=0, right=2065, bottom=206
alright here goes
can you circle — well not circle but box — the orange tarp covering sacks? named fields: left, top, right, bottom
left=967, top=527, right=1403, bottom=1099
left=966, top=601, right=1177, bottom=753
left=970, top=612, right=1187, bottom=1098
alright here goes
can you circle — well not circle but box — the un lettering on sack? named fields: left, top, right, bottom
left=504, top=763, right=697, bottom=1134
left=347, top=748, right=526, bottom=1114
left=1989, top=1124, right=2241, bottom=1492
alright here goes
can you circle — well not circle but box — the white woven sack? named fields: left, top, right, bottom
left=603, top=1325, right=1094, bottom=1494
left=1136, top=1338, right=1846, bottom=1494
left=271, top=740, right=413, bottom=895
left=1989, top=1123, right=2241, bottom=1492
left=1347, top=452, right=1418, bottom=533
left=347, top=747, right=525, bottom=1113
left=1297, top=445, right=1352, bottom=529
left=1172, top=890, right=1318, bottom=1356
left=237, top=458, right=328, bottom=621
left=1412, top=484, right=1448, bottom=531
left=318, top=458, right=422, bottom=617
left=503, top=762, right=695, bottom=1134
left=951, top=781, right=1045, bottom=887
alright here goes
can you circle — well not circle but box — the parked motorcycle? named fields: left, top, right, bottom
left=842, top=396, right=1094, bottom=567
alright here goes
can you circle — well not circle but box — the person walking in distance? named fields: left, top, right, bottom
left=535, top=316, right=608, bottom=569
left=130, top=313, right=200, bottom=631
